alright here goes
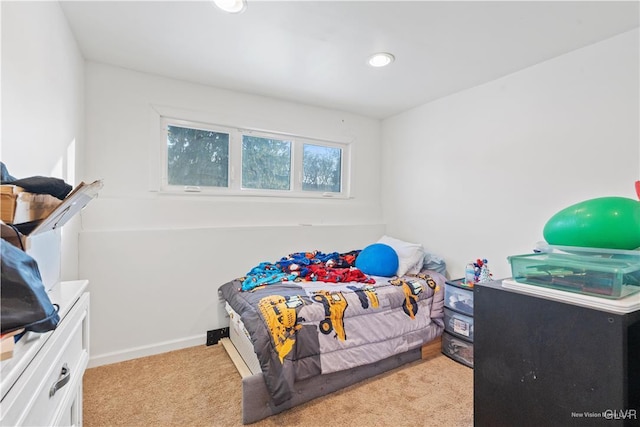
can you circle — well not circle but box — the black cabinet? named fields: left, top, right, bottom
left=474, top=280, right=640, bottom=427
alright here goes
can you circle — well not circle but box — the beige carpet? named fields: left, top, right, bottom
left=83, top=343, right=473, bottom=427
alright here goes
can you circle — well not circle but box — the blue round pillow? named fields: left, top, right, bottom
left=355, top=243, right=399, bottom=277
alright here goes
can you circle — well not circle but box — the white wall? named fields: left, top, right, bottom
left=79, top=63, right=384, bottom=365
left=1, top=1, right=85, bottom=282
left=79, top=223, right=383, bottom=366
left=381, top=29, right=640, bottom=280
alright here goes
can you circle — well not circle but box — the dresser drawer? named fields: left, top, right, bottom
left=1, top=292, right=89, bottom=427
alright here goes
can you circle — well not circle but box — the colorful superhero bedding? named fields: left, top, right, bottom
left=218, top=244, right=446, bottom=423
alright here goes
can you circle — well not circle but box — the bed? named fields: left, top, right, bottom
left=217, top=238, right=446, bottom=424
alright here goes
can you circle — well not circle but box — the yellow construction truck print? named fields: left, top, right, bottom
left=390, top=277, right=424, bottom=319
left=258, top=295, right=304, bottom=363
left=389, top=273, right=438, bottom=319
left=312, top=290, right=349, bottom=341
left=347, top=284, right=380, bottom=310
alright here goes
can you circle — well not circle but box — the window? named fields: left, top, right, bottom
left=167, top=124, right=229, bottom=188
left=302, top=143, right=342, bottom=193
left=242, top=135, right=291, bottom=190
left=161, top=117, right=350, bottom=197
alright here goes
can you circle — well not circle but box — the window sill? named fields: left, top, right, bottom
left=155, top=188, right=352, bottom=200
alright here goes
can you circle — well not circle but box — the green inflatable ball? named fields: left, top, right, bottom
left=543, top=197, right=640, bottom=250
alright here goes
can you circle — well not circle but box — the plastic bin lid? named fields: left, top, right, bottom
left=501, top=279, right=640, bottom=314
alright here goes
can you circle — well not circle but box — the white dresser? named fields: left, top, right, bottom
left=0, top=280, right=90, bottom=427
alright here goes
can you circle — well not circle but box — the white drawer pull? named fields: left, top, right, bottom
left=49, top=363, right=71, bottom=398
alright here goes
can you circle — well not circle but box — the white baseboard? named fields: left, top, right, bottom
left=87, top=334, right=206, bottom=368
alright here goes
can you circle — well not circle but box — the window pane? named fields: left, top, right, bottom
left=242, top=135, right=291, bottom=190
left=167, top=125, right=229, bottom=187
left=302, top=144, right=342, bottom=192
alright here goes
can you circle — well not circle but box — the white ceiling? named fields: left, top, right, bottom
left=60, top=1, right=640, bottom=119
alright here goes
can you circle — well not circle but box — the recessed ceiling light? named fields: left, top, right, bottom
left=212, top=0, right=247, bottom=14
left=368, top=52, right=395, bottom=68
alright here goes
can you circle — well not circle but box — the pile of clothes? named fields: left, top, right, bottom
left=240, top=250, right=375, bottom=291
left=1, top=162, right=72, bottom=201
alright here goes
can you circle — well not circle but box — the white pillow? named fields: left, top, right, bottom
left=377, top=235, right=425, bottom=277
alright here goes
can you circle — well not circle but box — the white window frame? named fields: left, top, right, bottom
left=160, top=116, right=351, bottom=198
left=161, top=117, right=234, bottom=193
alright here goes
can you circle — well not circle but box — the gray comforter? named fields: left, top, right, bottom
left=218, top=271, right=445, bottom=405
